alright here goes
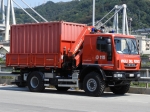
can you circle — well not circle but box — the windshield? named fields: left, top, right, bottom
left=114, top=37, right=138, bottom=54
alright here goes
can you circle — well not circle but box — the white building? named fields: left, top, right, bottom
left=134, top=35, right=150, bottom=55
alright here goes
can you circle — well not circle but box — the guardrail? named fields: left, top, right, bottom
left=139, top=69, right=150, bottom=88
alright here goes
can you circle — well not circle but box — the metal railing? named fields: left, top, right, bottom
left=139, top=69, right=150, bottom=88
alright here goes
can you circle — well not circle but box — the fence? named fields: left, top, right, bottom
left=139, top=69, right=150, bottom=88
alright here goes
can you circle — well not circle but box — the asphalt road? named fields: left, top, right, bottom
left=0, top=85, right=150, bottom=112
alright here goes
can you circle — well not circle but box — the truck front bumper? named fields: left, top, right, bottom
left=112, top=72, right=140, bottom=81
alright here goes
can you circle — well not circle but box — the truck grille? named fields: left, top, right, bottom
left=124, top=63, right=137, bottom=67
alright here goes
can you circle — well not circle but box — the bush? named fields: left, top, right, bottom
left=141, top=62, right=150, bottom=67
left=0, top=58, right=5, bottom=63
left=0, top=76, right=13, bottom=79
left=131, top=82, right=150, bottom=87
left=141, top=54, right=149, bottom=57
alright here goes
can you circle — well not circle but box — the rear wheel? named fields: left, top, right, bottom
left=110, top=84, right=130, bottom=95
left=27, top=71, right=45, bottom=92
left=83, top=72, right=105, bottom=97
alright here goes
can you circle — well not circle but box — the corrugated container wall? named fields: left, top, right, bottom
left=10, top=21, right=86, bottom=54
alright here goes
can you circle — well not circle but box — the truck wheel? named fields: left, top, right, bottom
left=110, top=84, right=130, bottom=95
left=55, top=86, right=69, bottom=91
left=27, top=71, right=45, bottom=92
left=83, top=72, right=105, bottom=97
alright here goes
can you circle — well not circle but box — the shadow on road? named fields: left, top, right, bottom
left=0, top=85, right=130, bottom=97
left=44, top=88, right=130, bottom=97
left=0, top=85, right=29, bottom=92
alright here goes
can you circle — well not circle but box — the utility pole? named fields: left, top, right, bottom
left=129, top=17, right=132, bottom=34
left=1, top=0, right=5, bottom=24
left=92, top=0, right=95, bottom=26
left=5, top=0, right=16, bottom=41
left=5, top=0, right=11, bottom=41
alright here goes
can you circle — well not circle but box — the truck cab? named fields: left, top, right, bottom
left=82, top=33, right=140, bottom=71
left=79, top=32, right=140, bottom=95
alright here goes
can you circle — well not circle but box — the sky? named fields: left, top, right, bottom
left=6, top=0, right=71, bottom=8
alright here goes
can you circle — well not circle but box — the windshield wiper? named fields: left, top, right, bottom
left=131, top=40, right=138, bottom=54
left=125, top=39, right=131, bottom=54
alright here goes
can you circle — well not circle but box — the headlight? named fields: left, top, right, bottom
left=137, top=74, right=140, bottom=77
left=114, top=74, right=123, bottom=78
left=129, top=74, right=134, bottom=77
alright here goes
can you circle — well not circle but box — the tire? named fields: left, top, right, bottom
left=110, top=84, right=130, bottom=95
left=83, top=72, right=105, bottom=97
left=27, top=71, right=45, bottom=92
left=55, top=86, right=69, bottom=91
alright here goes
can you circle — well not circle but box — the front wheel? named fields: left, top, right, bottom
left=27, top=71, right=45, bottom=92
left=83, top=72, right=105, bottom=97
left=110, top=84, right=130, bottom=95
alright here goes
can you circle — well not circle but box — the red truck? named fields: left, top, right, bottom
left=6, top=21, right=141, bottom=96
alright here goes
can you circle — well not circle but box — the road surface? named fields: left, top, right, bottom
left=0, top=85, right=150, bottom=112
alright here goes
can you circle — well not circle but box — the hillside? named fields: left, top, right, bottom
left=14, top=0, right=150, bottom=30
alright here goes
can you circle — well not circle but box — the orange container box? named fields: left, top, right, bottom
left=7, top=21, right=86, bottom=68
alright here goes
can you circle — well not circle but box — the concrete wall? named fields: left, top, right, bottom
left=0, top=79, right=15, bottom=85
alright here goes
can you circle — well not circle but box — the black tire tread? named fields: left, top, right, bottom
left=27, top=71, right=45, bottom=92
left=110, top=84, right=130, bottom=95
left=83, top=72, right=105, bottom=97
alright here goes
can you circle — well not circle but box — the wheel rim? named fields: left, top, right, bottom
left=87, top=78, right=97, bottom=92
left=30, top=76, right=39, bottom=88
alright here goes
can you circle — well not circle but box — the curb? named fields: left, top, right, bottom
left=128, top=87, right=150, bottom=94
